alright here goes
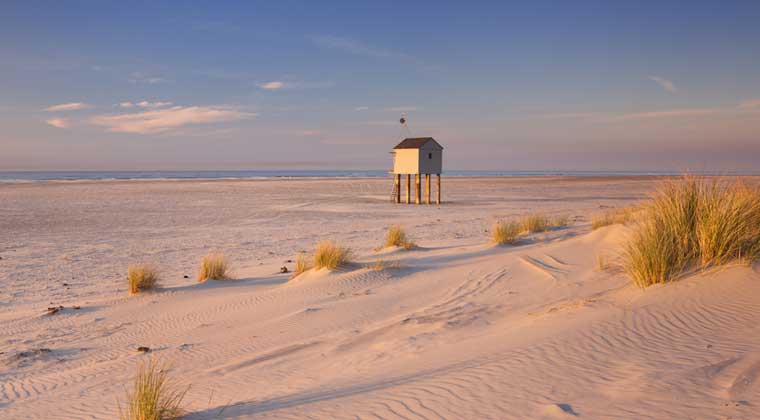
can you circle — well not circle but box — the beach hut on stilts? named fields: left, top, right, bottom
left=389, top=115, right=443, bottom=204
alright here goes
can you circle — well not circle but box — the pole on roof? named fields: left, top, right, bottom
left=398, top=113, right=412, bottom=140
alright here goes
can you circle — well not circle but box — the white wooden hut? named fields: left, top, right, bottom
left=390, top=137, right=443, bottom=204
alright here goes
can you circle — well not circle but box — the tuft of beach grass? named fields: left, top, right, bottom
left=522, top=214, right=551, bottom=233
left=552, top=215, right=571, bottom=228
left=368, top=259, right=401, bottom=271
left=198, top=252, right=231, bottom=282
left=313, top=241, right=351, bottom=270
left=291, top=254, right=311, bottom=279
left=119, top=357, right=188, bottom=420
left=596, top=253, right=607, bottom=271
left=624, top=177, right=760, bottom=288
left=592, top=207, right=638, bottom=230
left=384, top=225, right=416, bottom=249
left=696, top=181, right=760, bottom=268
left=128, top=264, right=159, bottom=295
left=492, top=221, right=522, bottom=245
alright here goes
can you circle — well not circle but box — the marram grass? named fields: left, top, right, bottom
left=491, top=213, right=569, bottom=246
left=384, top=225, right=416, bottom=249
left=128, top=264, right=159, bottom=295
left=313, top=241, right=351, bottom=270
left=696, top=182, right=760, bottom=267
left=198, top=252, right=231, bottom=282
left=291, top=253, right=311, bottom=279
left=552, top=215, right=571, bottom=228
left=592, top=207, right=638, bottom=230
left=119, top=357, right=188, bottom=420
left=492, top=221, right=522, bottom=245
left=522, top=214, right=550, bottom=233
left=624, top=177, right=760, bottom=288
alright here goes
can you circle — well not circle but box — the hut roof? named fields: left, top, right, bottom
left=393, top=137, right=443, bottom=150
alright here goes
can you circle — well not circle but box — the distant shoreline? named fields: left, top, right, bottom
left=2, top=170, right=759, bottom=183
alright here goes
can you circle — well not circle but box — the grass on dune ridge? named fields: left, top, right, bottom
left=624, top=177, right=760, bottom=288
left=522, top=214, right=551, bottom=233
left=293, top=253, right=311, bottom=277
left=492, top=221, right=522, bottom=245
left=492, top=213, right=570, bottom=245
left=128, top=264, right=159, bottom=295
left=592, top=207, right=639, bottom=230
left=313, top=240, right=352, bottom=270
left=198, top=252, right=231, bottom=282
left=119, top=357, right=188, bottom=420
left=384, top=225, right=416, bottom=249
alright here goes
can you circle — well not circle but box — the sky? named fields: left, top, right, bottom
left=1, top=0, right=759, bottom=171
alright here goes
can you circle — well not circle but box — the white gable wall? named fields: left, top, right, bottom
left=393, top=149, right=419, bottom=174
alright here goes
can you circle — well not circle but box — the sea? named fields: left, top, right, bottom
left=0, top=170, right=757, bottom=182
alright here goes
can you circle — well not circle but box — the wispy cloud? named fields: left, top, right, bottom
left=540, top=108, right=720, bottom=122
left=259, top=81, right=285, bottom=90
left=542, top=112, right=600, bottom=119
left=297, top=129, right=322, bottom=136
left=541, top=99, right=760, bottom=123
left=384, top=106, right=418, bottom=112
left=44, top=102, right=92, bottom=112
left=257, top=80, right=333, bottom=90
left=608, top=108, right=717, bottom=121
left=89, top=106, right=255, bottom=134
left=354, top=106, right=369, bottom=111
left=738, top=99, right=760, bottom=110
left=312, top=35, right=438, bottom=72
left=129, top=72, right=165, bottom=85
left=363, top=120, right=399, bottom=126
left=119, top=101, right=173, bottom=109
left=312, top=35, right=396, bottom=58
left=45, top=118, right=69, bottom=128
left=649, top=76, right=676, bottom=93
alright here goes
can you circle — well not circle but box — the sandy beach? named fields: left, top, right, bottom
left=2, top=176, right=760, bottom=419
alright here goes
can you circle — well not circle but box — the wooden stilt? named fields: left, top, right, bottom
left=436, top=174, right=441, bottom=204
left=415, top=174, right=421, bottom=204
left=406, top=174, right=411, bottom=204
left=395, top=174, right=401, bottom=203
left=425, top=174, right=431, bottom=204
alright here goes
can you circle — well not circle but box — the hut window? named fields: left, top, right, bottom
left=428, top=152, right=433, bottom=159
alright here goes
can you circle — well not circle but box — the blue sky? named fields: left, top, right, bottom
left=2, top=1, right=759, bottom=171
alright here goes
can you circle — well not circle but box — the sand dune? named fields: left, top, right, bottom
left=1, top=177, right=759, bottom=419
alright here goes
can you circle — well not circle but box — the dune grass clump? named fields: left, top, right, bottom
left=492, top=220, right=522, bottom=245
left=368, top=259, right=401, bottom=271
left=197, top=252, right=231, bottom=282
left=128, top=264, right=159, bottom=295
left=119, top=357, right=188, bottom=420
left=291, top=254, right=311, bottom=279
left=313, top=241, right=351, bottom=270
left=522, top=214, right=551, bottom=233
left=624, top=178, right=701, bottom=288
left=383, top=225, right=416, bottom=249
left=624, top=177, right=760, bottom=288
left=696, top=182, right=760, bottom=267
left=552, top=215, right=571, bottom=228
left=592, top=207, right=638, bottom=230
left=596, top=253, right=609, bottom=271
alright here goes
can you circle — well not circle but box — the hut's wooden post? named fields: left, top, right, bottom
left=406, top=174, right=411, bottom=204
left=425, top=174, right=431, bottom=204
left=436, top=174, right=441, bottom=204
left=395, top=174, right=401, bottom=203
left=415, top=174, right=421, bottom=204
